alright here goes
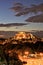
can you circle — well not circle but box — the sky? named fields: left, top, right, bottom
left=0, top=0, right=43, bottom=31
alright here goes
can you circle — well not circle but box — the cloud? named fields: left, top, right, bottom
left=11, top=3, right=43, bottom=15
left=10, top=6, right=23, bottom=12
left=25, top=14, right=43, bottom=22
left=10, top=3, right=24, bottom=12
left=10, top=3, right=43, bottom=22
left=0, top=23, right=28, bottom=27
left=15, top=8, right=30, bottom=16
left=14, top=3, right=23, bottom=7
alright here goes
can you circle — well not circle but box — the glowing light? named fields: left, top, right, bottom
left=14, top=32, right=35, bottom=40
left=14, top=32, right=27, bottom=40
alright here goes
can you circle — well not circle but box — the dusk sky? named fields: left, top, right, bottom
left=0, top=0, right=43, bottom=31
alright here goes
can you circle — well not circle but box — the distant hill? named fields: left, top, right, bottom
left=0, top=31, right=43, bottom=38
left=31, top=31, right=43, bottom=38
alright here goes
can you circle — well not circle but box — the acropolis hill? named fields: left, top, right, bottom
left=0, top=32, right=43, bottom=65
